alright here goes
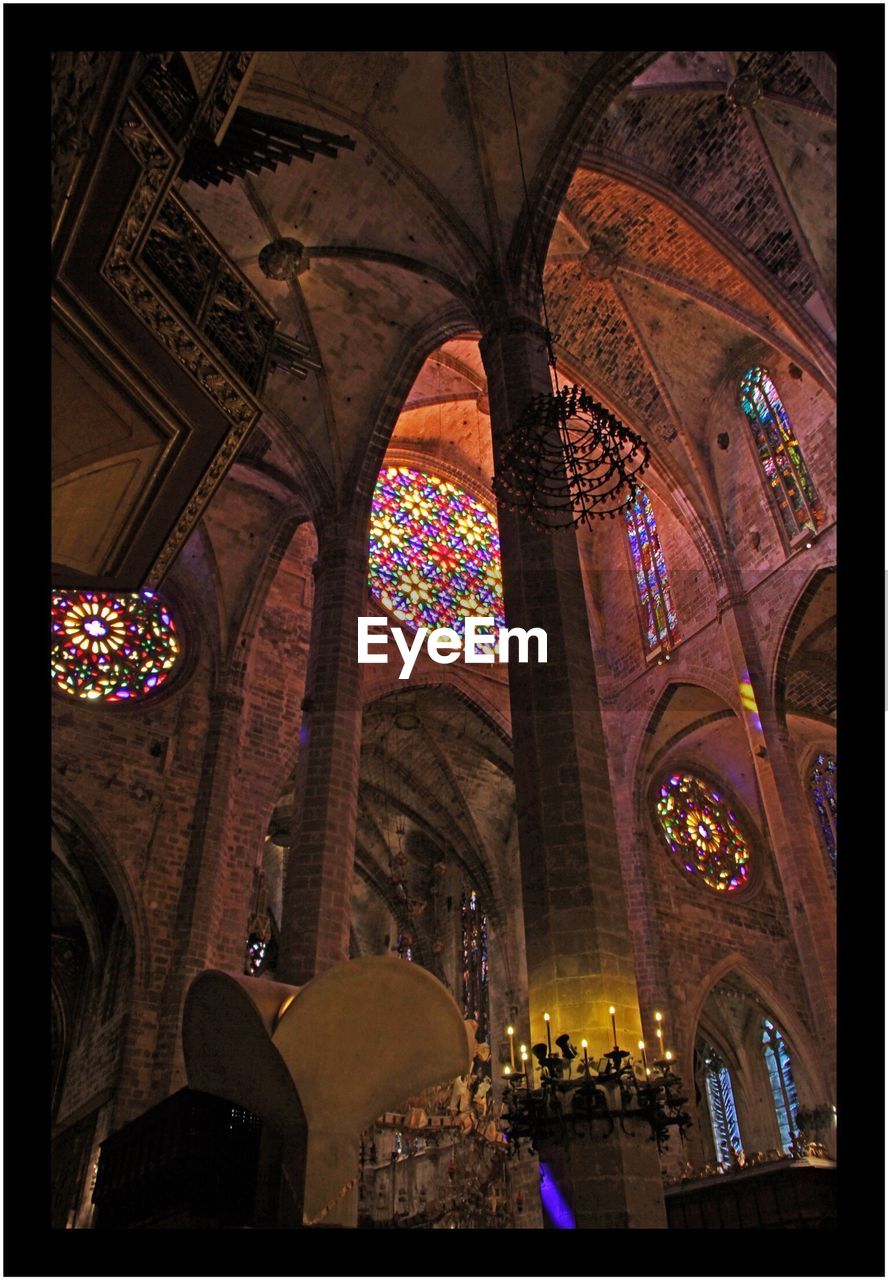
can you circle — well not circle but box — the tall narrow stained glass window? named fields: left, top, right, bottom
left=461, top=890, right=489, bottom=1042
left=738, top=367, right=825, bottom=542
left=700, top=1045, right=743, bottom=1167
left=625, top=488, right=679, bottom=656
left=809, top=752, right=837, bottom=874
left=762, top=1018, right=799, bottom=1153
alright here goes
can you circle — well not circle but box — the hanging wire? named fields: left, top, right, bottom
left=494, top=51, right=651, bottom=530
left=502, top=52, right=558, bottom=378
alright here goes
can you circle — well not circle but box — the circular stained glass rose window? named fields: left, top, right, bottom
left=51, top=589, right=181, bottom=703
left=368, top=467, right=504, bottom=635
left=655, top=773, right=751, bottom=892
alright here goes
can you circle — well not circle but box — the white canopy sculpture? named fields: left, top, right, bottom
left=183, top=955, right=471, bottom=1225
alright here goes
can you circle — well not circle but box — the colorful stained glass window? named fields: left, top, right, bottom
left=700, top=1043, right=743, bottom=1166
left=762, top=1018, right=799, bottom=1153
left=656, top=773, right=751, bottom=892
left=625, top=488, right=679, bottom=655
left=809, top=752, right=837, bottom=873
left=369, top=468, right=504, bottom=635
left=462, top=890, right=489, bottom=1042
left=738, top=367, right=825, bottom=541
left=51, top=589, right=180, bottom=703
left=245, top=932, right=268, bottom=976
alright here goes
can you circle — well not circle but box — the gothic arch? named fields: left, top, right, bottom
left=51, top=783, right=151, bottom=991
left=685, top=953, right=826, bottom=1104
left=574, top=151, right=836, bottom=385
left=624, top=673, right=744, bottom=805
left=361, top=665, right=511, bottom=749
left=346, top=305, right=478, bottom=520
left=510, top=52, right=659, bottom=304
left=772, top=564, right=836, bottom=724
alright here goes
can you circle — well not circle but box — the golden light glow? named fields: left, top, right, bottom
left=504, top=1066, right=511, bottom=1076
left=520, top=1044, right=527, bottom=1055
left=543, top=1012, right=550, bottom=1022
left=638, top=1040, right=645, bottom=1050
left=608, top=1006, right=615, bottom=1015
left=665, top=1050, right=673, bottom=1061
left=506, top=1025, right=514, bottom=1037
left=654, top=1011, right=663, bottom=1022
left=738, top=680, right=759, bottom=714
left=581, top=1039, right=588, bottom=1049
left=275, top=994, right=296, bottom=1025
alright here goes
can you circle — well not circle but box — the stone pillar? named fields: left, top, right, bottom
left=147, top=682, right=248, bottom=1108
left=277, top=525, right=368, bottom=987
left=480, top=314, right=667, bottom=1227
left=717, top=593, right=836, bottom=1091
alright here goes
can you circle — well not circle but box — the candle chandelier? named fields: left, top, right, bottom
left=501, top=1011, right=692, bottom=1154
left=491, top=54, right=651, bottom=532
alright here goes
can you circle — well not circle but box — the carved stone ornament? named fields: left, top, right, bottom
left=259, top=237, right=307, bottom=281
left=726, top=73, right=763, bottom=109
left=583, top=243, right=619, bottom=281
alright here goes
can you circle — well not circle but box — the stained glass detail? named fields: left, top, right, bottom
left=625, top=488, right=679, bottom=655
left=701, top=1045, right=743, bottom=1166
left=461, top=890, right=489, bottom=1042
left=656, top=774, right=750, bottom=891
left=738, top=367, right=825, bottom=541
left=762, top=1018, right=799, bottom=1153
left=52, top=589, right=180, bottom=703
left=809, top=752, right=837, bottom=873
left=245, top=932, right=268, bottom=976
left=369, top=468, right=504, bottom=635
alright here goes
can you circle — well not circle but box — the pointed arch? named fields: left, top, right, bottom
left=684, top=953, right=827, bottom=1104
left=772, top=564, right=836, bottom=723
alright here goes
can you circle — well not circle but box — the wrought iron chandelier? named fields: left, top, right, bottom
left=501, top=1015, right=691, bottom=1153
left=493, top=381, right=650, bottom=531
left=492, top=54, right=651, bottom=531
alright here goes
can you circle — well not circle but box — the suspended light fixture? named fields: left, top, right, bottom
left=492, top=55, right=651, bottom=531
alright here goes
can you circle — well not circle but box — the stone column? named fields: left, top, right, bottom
left=717, top=592, right=836, bottom=1091
left=480, top=314, right=667, bottom=1227
left=277, top=525, right=368, bottom=987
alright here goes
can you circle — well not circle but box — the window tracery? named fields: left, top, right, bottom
left=808, top=752, right=837, bottom=873
left=762, top=1018, right=799, bottom=1152
left=51, top=589, right=180, bottom=703
left=369, top=467, right=504, bottom=636
left=655, top=773, right=751, bottom=892
left=461, top=890, right=489, bottom=1043
left=625, top=487, right=679, bottom=655
left=700, top=1044, right=744, bottom=1166
left=738, top=367, right=825, bottom=541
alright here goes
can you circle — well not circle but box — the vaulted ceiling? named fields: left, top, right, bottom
left=180, top=49, right=835, bottom=560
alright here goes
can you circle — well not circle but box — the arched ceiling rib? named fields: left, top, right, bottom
left=583, top=50, right=835, bottom=337
left=177, top=50, right=832, bottom=514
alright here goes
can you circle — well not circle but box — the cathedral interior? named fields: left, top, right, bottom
left=49, top=47, right=845, bottom=1243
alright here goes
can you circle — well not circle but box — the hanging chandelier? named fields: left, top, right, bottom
left=501, top=1012, right=691, bottom=1153
left=493, top=54, right=651, bottom=531
left=492, top=380, right=650, bottom=530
